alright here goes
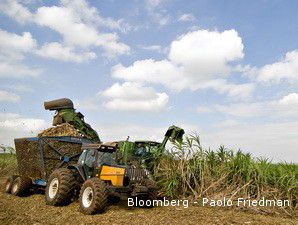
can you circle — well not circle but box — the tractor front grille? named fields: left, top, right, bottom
left=126, top=167, right=149, bottom=181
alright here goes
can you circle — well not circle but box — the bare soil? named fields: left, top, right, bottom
left=0, top=178, right=296, bottom=225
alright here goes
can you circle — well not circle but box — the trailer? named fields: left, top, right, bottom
left=4, top=136, right=91, bottom=195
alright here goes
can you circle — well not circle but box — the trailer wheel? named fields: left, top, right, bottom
left=45, top=168, right=76, bottom=206
left=79, top=178, right=108, bottom=214
left=11, top=176, right=32, bottom=196
left=4, top=175, right=19, bottom=194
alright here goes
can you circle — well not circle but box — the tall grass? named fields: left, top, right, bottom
left=0, top=153, right=17, bottom=176
left=154, top=134, right=298, bottom=211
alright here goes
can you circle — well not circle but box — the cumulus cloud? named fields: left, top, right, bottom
left=0, top=0, right=33, bottom=23
left=205, top=93, right=298, bottom=118
left=0, top=62, right=40, bottom=78
left=0, top=0, right=130, bottom=58
left=0, top=29, right=37, bottom=59
left=100, top=82, right=169, bottom=112
left=278, top=93, right=298, bottom=105
left=0, top=112, right=48, bottom=146
left=0, top=29, right=41, bottom=78
left=178, top=13, right=196, bottom=22
left=0, top=90, right=20, bottom=102
left=198, top=79, right=255, bottom=100
left=112, top=29, right=251, bottom=99
left=60, top=0, right=131, bottom=32
left=247, top=50, right=298, bottom=83
left=36, top=42, right=97, bottom=63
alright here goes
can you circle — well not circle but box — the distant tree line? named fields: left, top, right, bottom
left=0, top=145, right=15, bottom=154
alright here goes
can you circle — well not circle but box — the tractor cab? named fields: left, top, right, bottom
left=134, top=141, right=160, bottom=157
left=73, top=142, right=121, bottom=182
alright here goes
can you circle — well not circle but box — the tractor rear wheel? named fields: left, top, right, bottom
left=79, top=178, right=108, bottom=214
left=4, top=175, right=19, bottom=194
left=11, top=176, right=32, bottom=196
left=45, top=168, right=77, bottom=206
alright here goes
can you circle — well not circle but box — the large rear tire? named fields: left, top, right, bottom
left=79, top=178, right=108, bottom=214
left=45, top=168, right=77, bottom=206
left=4, top=175, right=19, bottom=194
left=11, top=176, right=31, bottom=196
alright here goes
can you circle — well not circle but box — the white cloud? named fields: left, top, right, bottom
left=0, top=112, right=20, bottom=121
left=141, top=45, right=166, bottom=54
left=178, top=13, right=196, bottom=22
left=0, top=118, right=46, bottom=131
left=112, top=29, right=249, bottom=99
left=0, top=29, right=37, bottom=61
left=0, top=0, right=130, bottom=58
left=0, top=90, right=20, bottom=102
left=0, top=29, right=37, bottom=58
left=211, top=93, right=298, bottom=118
left=249, top=50, right=298, bottom=83
left=0, top=0, right=33, bottom=23
left=0, top=29, right=40, bottom=78
left=0, top=62, right=40, bottom=78
left=112, top=59, right=184, bottom=89
left=168, top=29, right=243, bottom=78
left=278, top=92, right=298, bottom=105
left=60, top=0, right=131, bottom=33
left=199, top=79, right=255, bottom=100
left=0, top=91, right=20, bottom=102
left=0, top=112, right=48, bottom=146
left=36, top=42, right=96, bottom=63
left=100, top=82, right=169, bottom=112
left=146, top=0, right=171, bottom=26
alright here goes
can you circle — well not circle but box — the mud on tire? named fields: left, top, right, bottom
left=11, top=176, right=32, bottom=196
left=45, top=168, right=77, bottom=206
left=4, top=175, right=19, bottom=194
left=79, top=178, right=108, bottom=215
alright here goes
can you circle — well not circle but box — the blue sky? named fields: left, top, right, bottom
left=0, top=0, right=298, bottom=162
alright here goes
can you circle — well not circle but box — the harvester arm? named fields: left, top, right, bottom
left=44, top=98, right=100, bottom=143
left=158, top=125, right=185, bottom=155
left=58, top=109, right=100, bottom=142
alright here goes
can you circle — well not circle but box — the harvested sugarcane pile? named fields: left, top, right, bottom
left=14, top=139, right=42, bottom=179
left=14, top=123, right=85, bottom=179
left=38, top=123, right=83, bottom=138
left=14, top=137, right=83, bottom=179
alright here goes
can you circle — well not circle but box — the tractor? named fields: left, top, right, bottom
left=44, top=142, right=157, bottom=214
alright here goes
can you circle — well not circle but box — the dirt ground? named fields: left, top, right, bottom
left=1, top=183, right=297, bottom=225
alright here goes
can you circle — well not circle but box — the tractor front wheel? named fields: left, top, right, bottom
left=79, top=178, right=108, bottom=214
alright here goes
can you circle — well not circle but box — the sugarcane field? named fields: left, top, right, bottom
left=0, top=1, right=297, bottom=225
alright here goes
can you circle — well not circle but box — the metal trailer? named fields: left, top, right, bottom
left=13, top=136, right=91, bottom=187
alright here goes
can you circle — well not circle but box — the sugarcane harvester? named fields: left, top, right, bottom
left=44, top=98, right=100, bottom=143
left=117, top=125, right=185, bottom=173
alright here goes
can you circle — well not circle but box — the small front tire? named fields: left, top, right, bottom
left=79, top=178, right=108, bottom=215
